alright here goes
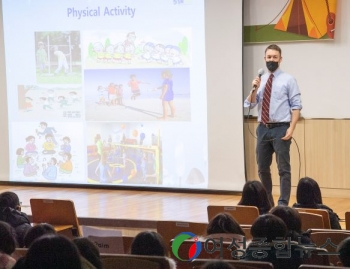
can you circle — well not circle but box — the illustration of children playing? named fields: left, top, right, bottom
left=23, top=156, right=39, bottom=177
left=157, top=70, right=175, bottom=120
left=58, top=96, right=69, bottom=108
left=16, top=148, right=26, bottom=168
left=53, top=46, right=69, bottom=75
left=36, top=122, right=58, bottom=145
left=47, top=89, right=55, bottom=103
left=60, top=136, right=71, bottom=155
left=59, top=152, right=73, bottom=174
left=42, top=134, right=56, bottom=155
left=36, top=42, right=47, bottom=75
left=25, top=97, right=33, bottom=112
left=40, top=97, right=53, bottom=110
left=128, top=75, right=149, bottom=100
left=42, top=157, right=58, bottom=180
left=25, top=135, right=38, bottom=157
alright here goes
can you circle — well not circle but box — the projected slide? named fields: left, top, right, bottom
left=3, top=0, right=208, bottom=188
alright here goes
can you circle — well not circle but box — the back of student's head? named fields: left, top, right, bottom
left=0, top=191, right=20, bottom=209
left=131, top=231, right=167, bottom=256
left=269, top=206, right=302, bottom=234
left=296, top=177, right=322, bottom=205
left=201, top=260, right=236, bottom=269
left=73, top=237, right=102, bottom=269
left=207, top=213, right=245, bottom=236
left=337, top=237, right=350, bottom=267
left=0, top=221, right=17, bottom=254
left=23, top=223, right=56, bottom=247
left=24, top=234, right=82, bottom=269
left=238, top=180, right=272, bottom=214
left=251, top=214, right=287, bottom=242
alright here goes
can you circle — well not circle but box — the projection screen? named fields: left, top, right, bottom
left=0, top=0, right=245, bottom=191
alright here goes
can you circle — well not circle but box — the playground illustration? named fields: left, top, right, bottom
left=82, top=29, right=191, bottom=69
left=84, top=68, right=191, bottom=122
left=86, top=122, right=161, bottom=185
left=35, top=31, right=82, bottom=84
left=17, top=85, right=82, bottom=121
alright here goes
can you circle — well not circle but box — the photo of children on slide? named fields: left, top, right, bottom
left=35, top=31, right=82, bottom=84
left=17, top=85, right=82, bottom=120
left=86, top=122, right=161, bottom=185
left=84, top=68, right=190, bottom=121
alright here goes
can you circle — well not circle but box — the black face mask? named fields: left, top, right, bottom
left=266, top=61, right=279, bottom=72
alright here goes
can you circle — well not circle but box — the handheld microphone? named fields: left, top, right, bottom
left=252, top=68, right=265, bottom=91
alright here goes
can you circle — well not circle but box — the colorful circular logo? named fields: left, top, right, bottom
left=171, top=232, right=202, bottom=261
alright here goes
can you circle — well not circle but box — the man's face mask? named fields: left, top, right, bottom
left=266, top=61, right=279, bottom=72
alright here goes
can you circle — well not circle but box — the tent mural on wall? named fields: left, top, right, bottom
left=244, top=0, right=337, bottom=43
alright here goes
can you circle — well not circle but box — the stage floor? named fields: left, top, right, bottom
left=0, top=185, right=348, bottom=230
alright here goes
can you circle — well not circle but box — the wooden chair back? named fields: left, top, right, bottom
left=299, top=265, right=350, bottom=269
left=207, top=205, right=259, bottom=225
left=345, top=211, right=350, bottom=230
left=100, top=254, right=170, bottom=269
left=156, top=221, right=207, bottom=251
left=309, top=231, right=350, bottom=266
left=299, top=212, right=324, bottom=231
left=296, top=208, right=331, bottom=229
left=192, top=259, right=274, bottom=269
left=241, top=225, right=252, bottom=240
left=30, top=198, right=81, bottom=237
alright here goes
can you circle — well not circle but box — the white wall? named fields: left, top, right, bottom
left=243, top=0, right=350, bottom=119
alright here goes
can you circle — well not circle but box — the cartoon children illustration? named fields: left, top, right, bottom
left=25, top=135, right=38, bottom=157
left=40, top=97, right=53, bottom=110
left=104, top=45, right=114, bottom=63
left=42, top=134, right=56, bottom=155
left=47, top=89, right=55, bottom=103
left=141, top=42, right=155, bottom=62
left=157, top=70, right=175, bottom=120
left=23, top=156, right=39, bottom=177
left=36, top=41, right=47, bottom=74
left=53, top=46, right=69, bottom=75
left=42, top=157, right=58, bottom=180
left=59, top=152, right=73, bottom=174
left=36, top=122, right=58, bottom=145
left=93, top=42, right=104, bottom=62
left=123, top=43, right=135, bottom=64
left=58, top=96, right=69, bottom=108
left=60, top=136, right=71, bottom=155
left=16, top=148, right=26, bottom=168
left=25, top=97, right=33, bottom=112
left=113, top=43, right=124, bottom=63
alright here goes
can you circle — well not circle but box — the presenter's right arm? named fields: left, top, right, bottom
left=244, top=76, right=261, bottom=105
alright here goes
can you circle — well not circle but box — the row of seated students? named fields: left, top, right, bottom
left=238, top=177, right=341, bottom=229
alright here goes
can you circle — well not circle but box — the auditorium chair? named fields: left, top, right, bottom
left=207, top=205, right=259, bottom=225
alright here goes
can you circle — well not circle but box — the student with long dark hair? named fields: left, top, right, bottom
left=292, top=177, right=341, bottom=229
left=238, top=180, right=272, bottom=215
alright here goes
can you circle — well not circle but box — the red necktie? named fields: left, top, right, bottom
left=261, top=74, right=274, bottom=124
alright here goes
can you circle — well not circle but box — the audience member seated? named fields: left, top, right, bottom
left=270, top=206, right=313, bottom=244
left=244, top=214, right=303, bottom=269
left=292, top=177, right=341, bottom=229
left=0, top=221, right=17, bottom=269
left=200, top=260, right=235, bottom=269
left=23, top=223, right=56, bottom=248
left=205, top=212, right=245, bottom=241
left=237, top=180, right=272, bottom=215
left=0, top=191, right=31, bottom=247
left=73, top=237, right=102, bottom=269
left=130, top=231, right=176, bottom=269
left=16, top=234, right=82, bottom=269
left=336, top=237, right=350, bottom=267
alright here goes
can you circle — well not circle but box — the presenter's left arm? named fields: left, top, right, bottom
left=281, top=109, right=300, bottom=140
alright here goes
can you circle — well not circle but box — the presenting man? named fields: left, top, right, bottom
left=244, top=44, right=302, bottom=206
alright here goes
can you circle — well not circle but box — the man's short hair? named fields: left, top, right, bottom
left=265, top=44, right=282, bottom=55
